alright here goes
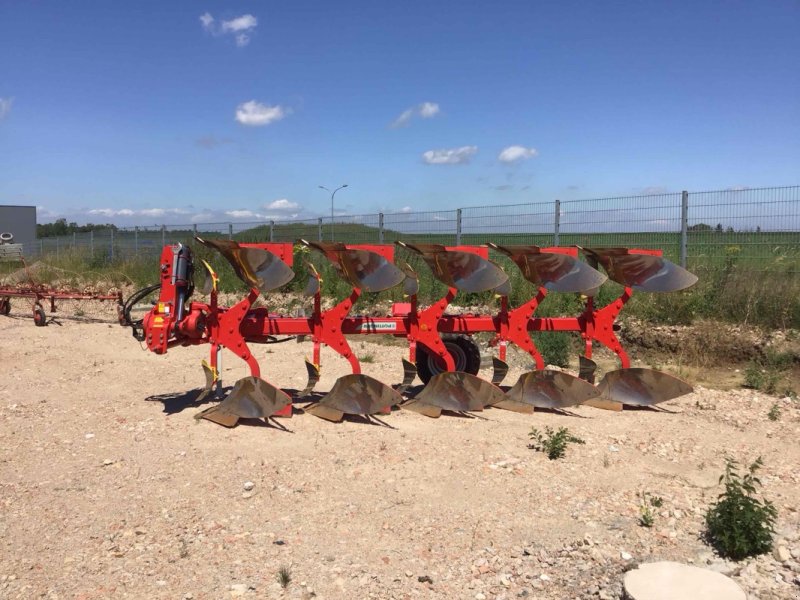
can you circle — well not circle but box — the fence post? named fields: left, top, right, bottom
left=161, top=225, right=166, bottom=247
left=90, top=230, right=94, bottom=256
left=554, top=199, right=561, bottom=246
left=73, top=232, right=76, bottom=249
left=56, top=237, right=59, bottom=258
left=317, top=218, right=323, bottom=242
left=134, top=227, right=139, bottom=255
left=228, top=223, right=233, bottom=240
left=680, top=190, right=689, bottom=268
left=456, top=209, right=462, bottom=245
left=193, top=224, right=198, bottom=236
left=378, top=213, right=384, bottom=243
left=40, top=239, right=44, bottom=255
left=110, top=228, right=115, bottom=262
left=269, top=220, right=274, bottom=242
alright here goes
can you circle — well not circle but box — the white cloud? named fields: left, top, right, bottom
left=0, top=98, right=13, bottom=120
left=418, top=102, right=439, bottom=118
left=391, top=108, right=415, bottom=128
left=498, top=145, right=538, bottom=163
left=422, top=145, right=477, bottom=165
left=225, top=210, right=262, bottom=219
left=200, top=13, right=257, bottom=46
left=87, top=208, right=188, bottom=218
left=221, top=14, right=257, bottom=33
left=235, top=101, right=289, bottom=126
left=391, top=102, right=440, bottom=128
left=265, top=199, right=300, bottom=211
left=399, top=206, right=412, bottom=213
left=199, top=12, right=214, bottom=31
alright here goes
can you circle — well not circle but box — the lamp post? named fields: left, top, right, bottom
left=319, top=184, right=348, bottom=241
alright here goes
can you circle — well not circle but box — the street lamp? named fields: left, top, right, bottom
left=319, top=184, right=348, bottom=241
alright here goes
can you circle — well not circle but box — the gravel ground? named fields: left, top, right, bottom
left=1, top=311, right=798, bottom=600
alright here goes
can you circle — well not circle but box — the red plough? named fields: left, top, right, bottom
left=124, top=238, right=698, bottom=427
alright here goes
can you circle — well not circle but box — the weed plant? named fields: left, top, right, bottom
left=528, top=426, right=585, bottom=460
left=704, top=457, right=777, bottom=560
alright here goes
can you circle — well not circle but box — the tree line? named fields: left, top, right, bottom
left=37, top=218, right=117, bottom=238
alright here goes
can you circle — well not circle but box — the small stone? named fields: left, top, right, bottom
left=273, top=540, right=285, bottom=546
left=608, top=445, right=619, bottom=452
left=417, top=575, right=433, bottom=584
left=475, top=594, right=486, bottom=600
left=85, top=433, right=95, bottom=440
left=243, top=481, right=255, bottom=491
left=241, top=492, right=253, bottom=499
left=773, top=545, right=791, bottom=562
left=229, top=583, right=248, bottom=597
left=405, top=571, right=413, bottom=578
left=539, top=573, right=550, bottom=581
left=621, top=551, right=633, bottom=561
left=102, top=459, right=114, bottom=466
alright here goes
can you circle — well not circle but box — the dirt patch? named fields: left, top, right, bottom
left=1, top=311, right=799, bottom=600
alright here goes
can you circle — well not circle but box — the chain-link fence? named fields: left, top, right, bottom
left=19, top=185, right=800, bottom=273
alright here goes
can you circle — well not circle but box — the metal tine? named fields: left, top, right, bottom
left=195, top=237, right=295, bottom=293
left=396, top=242, right=509, bottom=294
left=491, top=357, right=509, bottom=386
left=489, top=243, right=607, bottom=294
left=496, top=370, right=602, bottom=412
left=300, top=358, right=320, bottom=397
left=305, top=374, right=403, bottom=422
left=578, top=356, right=597, bottom=384
left=401, top=262, right=419, bottom=297
left=397, top=359, right=417, bottom=394
left=194, top=359, right=218, bottom=404
left=195, top=376, right=292, bottom=427
left=402, top=372, right=506, bottom=418
left=300, top=240, right=405, bottom=293
left=303, top=261, right=321, bottom=297
left=580, top=247, right=698, bottom=293
left=199, top=259, right=218, bottom=295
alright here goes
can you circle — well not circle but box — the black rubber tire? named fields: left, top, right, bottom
left=416, top=333, right=482, bottom=384
left=33, top=305, right=47, bottom=327
left=0, top=298, right=9, bottom=316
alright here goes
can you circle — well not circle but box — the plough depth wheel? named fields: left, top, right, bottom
left=416, top=333, right=482, bottom=384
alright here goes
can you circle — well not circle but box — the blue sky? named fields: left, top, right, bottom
left=1, top=1, right=798, bottom=226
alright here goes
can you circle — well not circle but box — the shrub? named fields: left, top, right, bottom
left=528, top=426, right=584, bottom=460
left=531, top=332, right=571, bottom=369
left=704, top=457, right=777, bottom=560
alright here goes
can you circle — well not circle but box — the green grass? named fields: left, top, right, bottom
left=12, top=228, right=800, bottom=331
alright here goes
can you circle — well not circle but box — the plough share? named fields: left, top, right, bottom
left=125, top=238, right=697, bottom=426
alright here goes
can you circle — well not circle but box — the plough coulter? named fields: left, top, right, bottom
left=124, top=238, right=697, bottom=426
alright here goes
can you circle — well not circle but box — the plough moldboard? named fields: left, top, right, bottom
left=125, top=238, right=698, bottom=427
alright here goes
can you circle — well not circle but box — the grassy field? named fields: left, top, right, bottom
left=9, top=225, right=800, bottom=331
